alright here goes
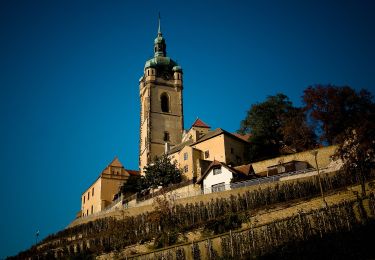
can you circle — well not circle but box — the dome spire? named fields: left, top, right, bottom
left=158, top=12, right=162, bottom=36
left=154, top=13, right=166, bottom=57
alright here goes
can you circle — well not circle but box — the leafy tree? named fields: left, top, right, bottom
left=119, top=175, right=143, bottom=195
left=335, top=119, right=375, bottom=197
left=279, top=107, right=317, bottom=151
left=144, top=155, right=182, bottom=189
left=238, top=93, right=294, bottom=161
left=303, top=85, right=373, bottom=144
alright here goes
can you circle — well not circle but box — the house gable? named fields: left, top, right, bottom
left=202, top=164, right=233, bottom=193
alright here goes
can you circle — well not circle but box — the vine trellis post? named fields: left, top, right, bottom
left=229, top=229, right=234, bottom=257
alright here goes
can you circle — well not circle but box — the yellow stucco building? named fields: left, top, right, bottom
left=168, top=119, right=251, bottom=181
left=80, top=157, right=139, bottom=217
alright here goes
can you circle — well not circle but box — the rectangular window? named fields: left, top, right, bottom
left=92, top=188, right=94, bottom=196
left=184, top=165, right=188, bottom=173
left=213, top=167, right=222, bottom=175
left=204, top=150, right=210, bottom=159
left=184, top=152, right=188, bottom=160
left=83, top=196, right=85, bottom=204
left=164, top=132, right=170, bottom=142
left=88, top=192, right=90, bottom=200
left=91, top=205, right=93, bottom=214
left=212, top=182, right=225, bottom=193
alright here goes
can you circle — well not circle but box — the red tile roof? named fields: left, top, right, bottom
left=196, top=160, right=252, bottom=184
left=233, top=164, right=253, bottom=175
left=192, top=118, right=210, bottom=128
left=126, top=170, right=140, bottom=176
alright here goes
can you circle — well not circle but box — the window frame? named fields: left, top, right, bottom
left=213, top=167, right=222, bottom=175
left=211, top=182, right=225, bottom=193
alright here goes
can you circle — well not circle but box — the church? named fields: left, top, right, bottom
left=77, top=18, right=339, bottom=219
left=79, top=18, right=251, bottom=217
left=138, top=17, right=251, bottom=178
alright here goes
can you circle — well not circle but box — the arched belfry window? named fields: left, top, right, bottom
left=160, top=93, right=169, bottom=113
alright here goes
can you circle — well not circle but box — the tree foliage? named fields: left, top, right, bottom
left=239, top=85, right=373, bottom=162
left=238, top=93, right=316, bottom=161
left=335, top=119, right=375, bottom=196
left=119, top=175, right=143, bottom=195
left=302, top=85, right=375, bottom=196
left=144, top=155, right=182, bottom=189
left=303, top=85, right=374, bottom=144
left=279, top=107, right=317, bottom=152
left=238, top=93, right=293, bottom=161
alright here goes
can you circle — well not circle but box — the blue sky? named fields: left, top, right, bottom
left=0, top=0, right=374, bottom=257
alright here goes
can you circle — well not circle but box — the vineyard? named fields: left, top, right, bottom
left=10, top=170, right=375, bottom=259
left=131, top=196, right=375, bottom=259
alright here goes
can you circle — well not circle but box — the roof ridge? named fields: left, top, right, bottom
left=109, top=156, right=123, bottom=167
left=192, top=118, right=210, bottom=128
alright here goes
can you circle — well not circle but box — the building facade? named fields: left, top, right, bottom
left=168, top=119, right=251, bottom=181
left=139, top=18, right=184, bottom=174
left=196, top=160, right=253, bottom=194
left=80, top=157, right=139, bottom=217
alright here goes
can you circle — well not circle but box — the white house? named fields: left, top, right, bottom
left=196, top=160, right=253, bottom=194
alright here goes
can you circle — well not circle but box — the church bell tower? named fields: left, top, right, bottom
left=139, top=17, right=184, bottom=173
